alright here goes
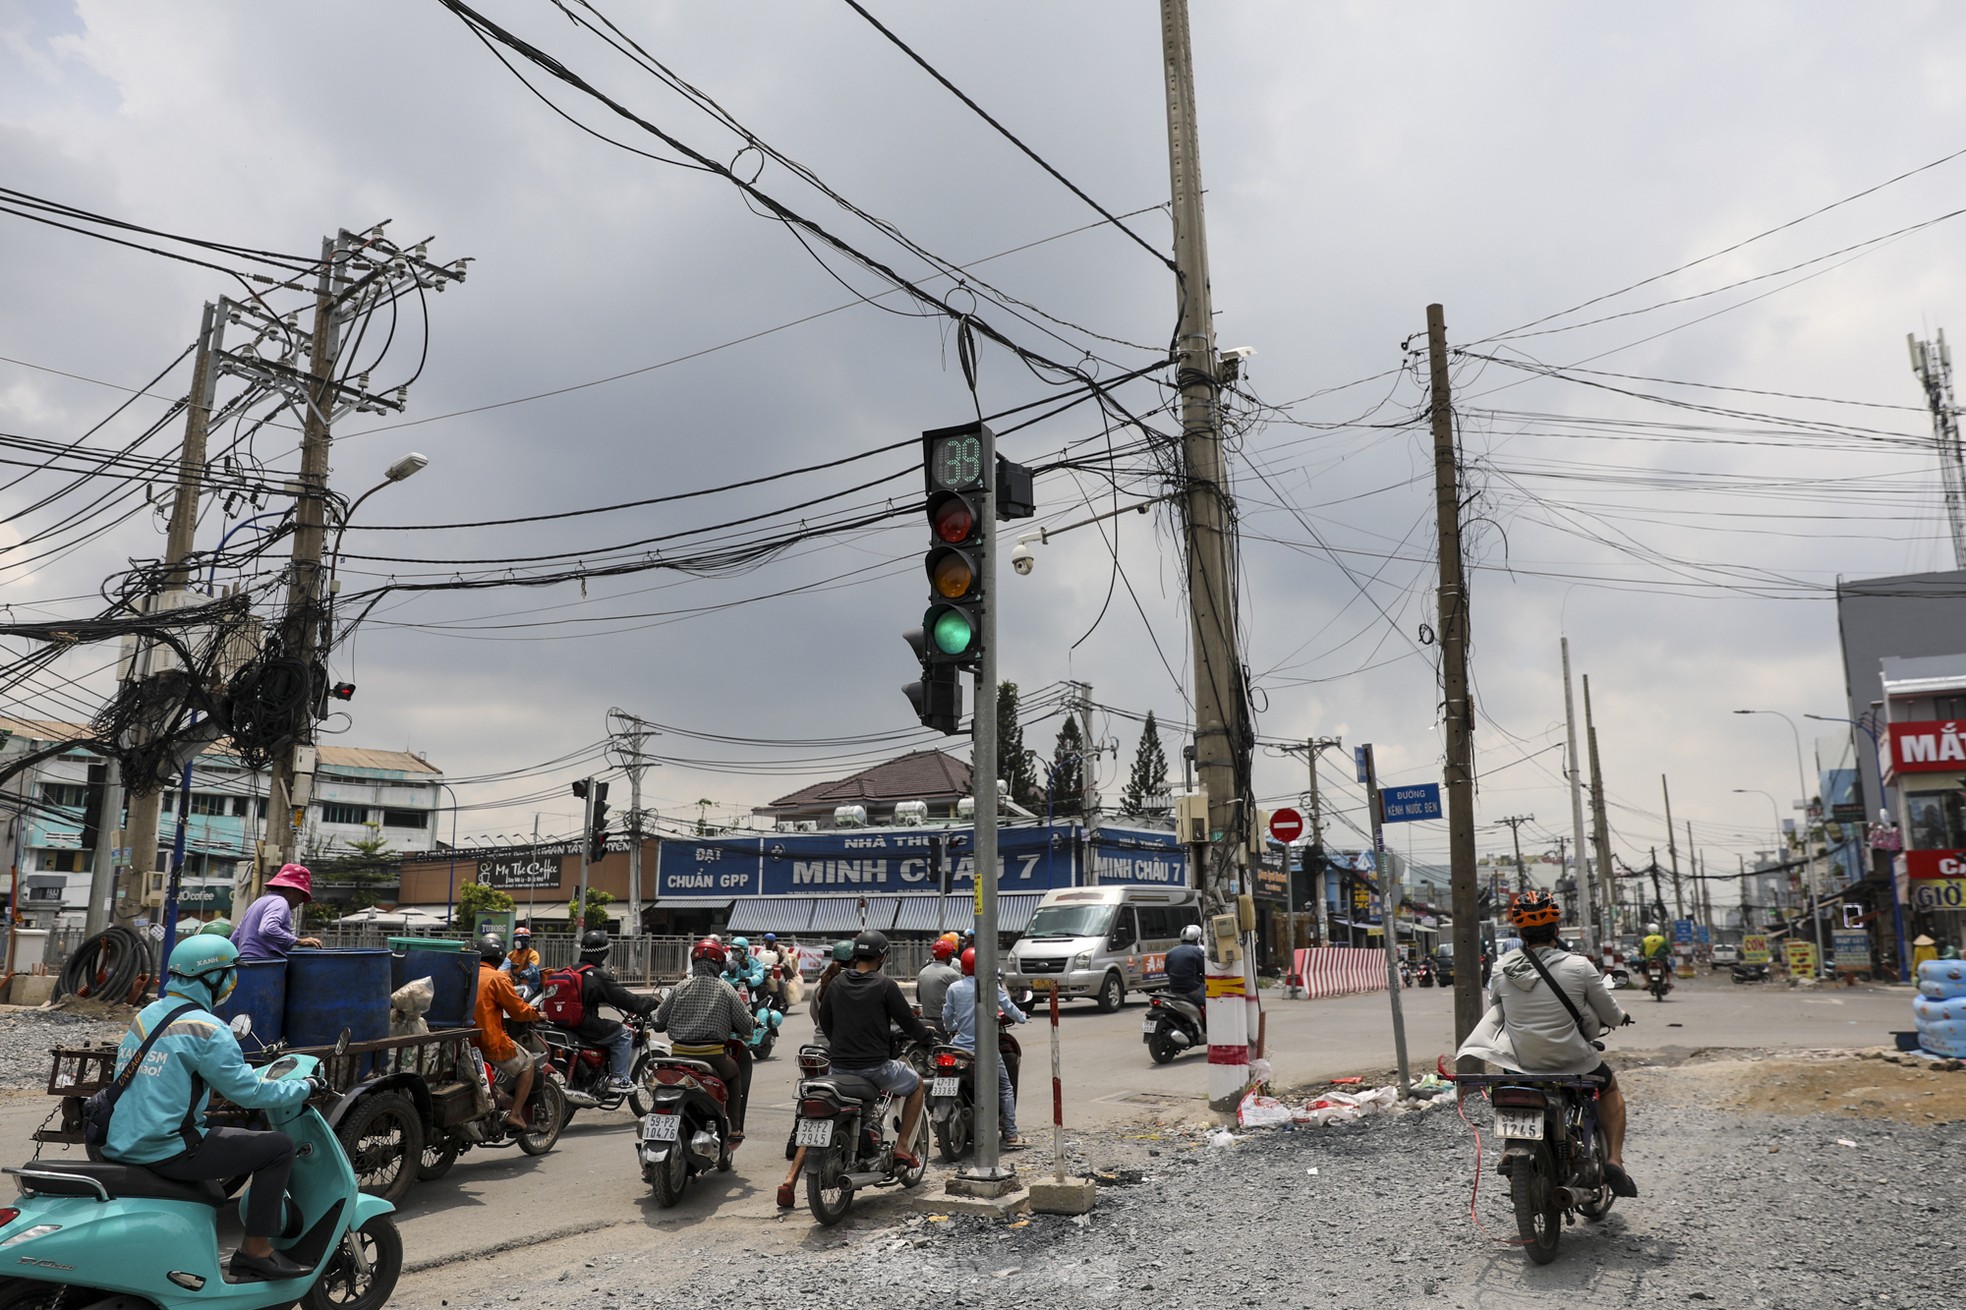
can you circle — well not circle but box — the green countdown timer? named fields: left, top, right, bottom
left=930, top=433, right=984, bottom=491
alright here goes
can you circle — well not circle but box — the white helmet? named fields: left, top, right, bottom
left=1180, top=924, right=1203, bottom=944
left=1645, top=923, right=1660, bottom=934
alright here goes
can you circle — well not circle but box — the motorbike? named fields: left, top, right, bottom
left=927, top=1014, right=1023, bottom=1160
left=541, top=1010, right=668, bottom=1120
left=1417, top=960, right=1436, bottom=988
left=419, top=1019, right=567, bottom=1182
left=739, top=976, right=785, bottom=1061
left=792, top=1044, right=928, bottom=1225
left=1443, top=1053, right=1620, bottom=1266
left=1642, top=958, right=1673, bottom=1002
left=0, top=1026, right=400, bottom=1310
left=1731, top=960, right=1771, bottom=985
left=1398, top=959, right=1413, bottom=987
left=635, top=1041, right=739, bottom=1208
left=1143, top=992, right=1206, bottom=1065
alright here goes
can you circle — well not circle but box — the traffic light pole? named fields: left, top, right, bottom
left=958, top=423, right=1014, bottom=1194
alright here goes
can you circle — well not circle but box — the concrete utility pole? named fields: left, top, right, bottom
left=1662, top=775, right=1685, bottom=920
left=1497, top=815, right=1534, bottom=892
left=607, top=708, right=659, bottom=933
left=116, top=301, right=224, bottom=929
left=574, top=777, right=594, bottom=930
left=1277, top=738, right=1342, bottom=950
left=1560, top=638, right=1595, bottom=951
left=1909, top=330, right=1966, bottom=568
left=1160, top=0, right=1251, bottom=1110
left=266, top=237, right=349, bottom=878
left=1425, top=305, right=1481, bottom=1064
left=1359, top=745, right=1411, bottom=1094
left=1584, top=675, right=1616, bottom=943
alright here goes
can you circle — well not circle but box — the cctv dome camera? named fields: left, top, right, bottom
left=1011, top=543, right=1035, bottom=575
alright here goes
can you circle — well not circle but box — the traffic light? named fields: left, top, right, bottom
left=328, top=682, right=356, bottom=702
left=902, top=644, right=964, bottom=735
left=919, top=423, right=988, bottom=669
left=589, top=781, right=611, bottom=862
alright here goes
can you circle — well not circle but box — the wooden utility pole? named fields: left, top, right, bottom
left=1426, top=304, right=1480, bottom=1063
left=1584, top=674, right=1615, bottom=942
left=266, top=236, right=347, bottom=879
left=115, top=301, right=223, bottom=930
left=1662, top=775, right=1685, bottom=920
left=1162, top=0, right=1251, bottom=1111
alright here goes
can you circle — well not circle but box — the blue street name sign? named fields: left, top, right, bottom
left=1672, top=918, right=1694, bottom=943
left=1354, top=744, right=1373, bottom=784
left=1380, top=783, right=1443, bottom=823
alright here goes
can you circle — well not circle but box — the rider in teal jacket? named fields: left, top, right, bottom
left=721, top=937, right=767, bottom=993
left=106, top=935, right=316, bottom=1280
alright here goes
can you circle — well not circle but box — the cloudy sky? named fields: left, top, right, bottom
left=3, top=1, right=1963, bottom=909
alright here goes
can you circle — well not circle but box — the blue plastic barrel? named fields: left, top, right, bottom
left=390, top=942, right=479, bottom=1030
left=213, top=958, right=286, bottom=1052
left=283, top=949, right=391, bottom=1056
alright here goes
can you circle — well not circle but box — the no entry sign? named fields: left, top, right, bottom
left=1269, top=807, right=1305, bottom=843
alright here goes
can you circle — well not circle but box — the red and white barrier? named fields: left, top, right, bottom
left=1291, top=947, right=1390, bottom=1000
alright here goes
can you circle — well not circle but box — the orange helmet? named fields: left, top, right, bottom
left=1507, top=889, right=1560, bottom=930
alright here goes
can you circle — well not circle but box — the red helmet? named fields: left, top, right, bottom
left=691, top=938, right=728, bottom=967
left=931, top=938, right=956, bottom=961
left=960, top=947, right=976, bottom=977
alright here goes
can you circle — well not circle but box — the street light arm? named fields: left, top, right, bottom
left=1014, top=495, right=1175, bottom=550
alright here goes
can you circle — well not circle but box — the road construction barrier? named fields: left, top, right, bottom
left=1291, top=947, right=1389, bottom=1000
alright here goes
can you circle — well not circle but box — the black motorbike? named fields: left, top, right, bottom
left=1730, top=960, right=1770, bottom=984
left=1642, top=958, right=1673, bottom=1002
left=927, top=1014, right=1023, bottom=1160
left=1143, top=992, right=1206, bottom=1065
left=541, top=1010, right=665, bottom=1119
left=793, top=1044, right=928, bottom=1225
left=635, top=1042, right=738, bottom=1207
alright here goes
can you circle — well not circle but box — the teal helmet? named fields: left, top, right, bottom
left=830, top=939, right=854, bottom=964
left=731, top=936, right=750, bottom=953
left=168, top=934, right=240, bottom=1004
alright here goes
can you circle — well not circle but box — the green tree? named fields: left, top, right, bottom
left=457, top=882, right=514, bottom=924
left=302, top=822, right=396, bottom=920
left=997, top=681, right=1042, bottom=810
left=567, top=887, right=615, bottom=931
left=1120, top=711, right=1170, bottom=817
left=1048, top=717, right=1086, bottom=819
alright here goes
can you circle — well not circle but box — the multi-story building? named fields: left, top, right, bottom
left=0, top=715, right=443, bottom=926
left=1879, top=655, right=1966, bottom=956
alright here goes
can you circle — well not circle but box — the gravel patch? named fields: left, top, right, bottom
left=394, top=1081, right=1963, bottom=1310
left=0, top=1004, right=133, bottom=1090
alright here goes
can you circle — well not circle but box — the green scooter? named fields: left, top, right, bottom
left=0, top=1030, right=400, bottom=1310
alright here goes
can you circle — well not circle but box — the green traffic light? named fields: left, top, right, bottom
left=931, top=607, right=975, bottom=655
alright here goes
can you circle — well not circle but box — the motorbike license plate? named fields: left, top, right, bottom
left=641, top=1113, right=680, bottom=1142
left=1141, top=1016, right=1159, bottom=1035
left=794, top=1118, right=834, bottom=1148
left=1493, top=1108, right=1545, bottom=1141
left=930, top=1077, right=960, bottom=1098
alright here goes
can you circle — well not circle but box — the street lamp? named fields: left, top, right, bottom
left=437, top=782, right=459, bottom=927
left=329, top=453, right=429, bottom=579
left=1735, top=709, right=1827, bottom=974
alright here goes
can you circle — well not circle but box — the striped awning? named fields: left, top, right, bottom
left=807, top=896, right=900, bottom=935
left=648, top=898, right=734, bottom=911
left=728, top=898, right=814, bottom=935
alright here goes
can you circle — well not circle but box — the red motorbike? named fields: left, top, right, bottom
left=635, top=1040, right=739, bottom=1207
left=925, top=1013, right=1021, bottom=1162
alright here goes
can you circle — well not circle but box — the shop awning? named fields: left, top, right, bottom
left=728, top=898, right=814, bottom=935
left=894, top=896, right=963, bottom=934
left=807, top=896, right=900, bottom=935
left=647, top=898, right=735, bottom=912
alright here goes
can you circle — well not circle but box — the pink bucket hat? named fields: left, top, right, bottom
left=267, top=863, right=313, bottom=902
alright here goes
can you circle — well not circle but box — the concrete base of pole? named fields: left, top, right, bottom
left=1028, top=1176, right=1097, bottom=1215
left=913, top=1183, right=1030, bottom=1218
left=947, top=1171, right=1020, bottom=1199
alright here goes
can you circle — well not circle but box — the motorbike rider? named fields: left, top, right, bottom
left=753, top=933, right=788, bottom=1006
left=104, top=935, right=320, bottom=1281
left=813, top=930, right=933, bottom=1168
left=473, top=932, right=541, bottom=1130
left=1457, top=889, right=1639, bottom=1198
left=723, top=936, right=766, bottom=995
left=501, top=926, right=543, bottom=991
left=942, top=947, right=1029, bottom=1147
left=1165, top=923, right=1207, bottom=1016
left=653, top=939, right=755, bottom=1144
left=565, top=929, right=660, bottom=1092
left=916, top=937, right=962, bottom=1037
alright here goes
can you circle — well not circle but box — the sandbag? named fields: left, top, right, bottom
left=390, top=977, right=435, bottom=1038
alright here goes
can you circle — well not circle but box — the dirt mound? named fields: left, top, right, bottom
left=1623, top=1049, right=1966, bottom=1123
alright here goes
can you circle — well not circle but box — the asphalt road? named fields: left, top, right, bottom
left=0, top=969, right=1918, bottom=1295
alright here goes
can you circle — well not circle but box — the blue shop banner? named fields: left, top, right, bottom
left=655, top=823, right=1187, bottom=898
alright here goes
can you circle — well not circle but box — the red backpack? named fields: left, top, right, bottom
left=542, top=963, right=593, bottom=1027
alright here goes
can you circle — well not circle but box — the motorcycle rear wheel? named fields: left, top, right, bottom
left=1147, top=1030, right=1178, bottom=1065
left=933, top=1106, right=970, bottom=1163
left=1510, top=1140, right=1563, bottom=1265
left=649, top=1142, right=690, bottom=1208
left=897, top=1113, right=929, bottom=1189
left=302, top=1214, right=403, bottom=1310
left=417, top=1132, right=461, bottom=1182
left=338, top=1090, right=423, bottom=1205
left=1578, top=1132, right=1616, bottom=1222
left=520, top=1078, right=568, bottom=1156
left=756, top=1029, right=776, bottom=1061
left=807, top=1147, right=852, bottom=1225
left=628, top=1053, right=657, bottom=1117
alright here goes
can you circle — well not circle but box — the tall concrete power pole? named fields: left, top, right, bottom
left=1561, top=638, right=1595, bottom=949
left=1909, top=330, right=1966, bottom=569
left=1584, top=675, right=1616, bottom=941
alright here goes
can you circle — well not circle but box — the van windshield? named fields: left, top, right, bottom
left=1022, top=905, right=1115, bottom=940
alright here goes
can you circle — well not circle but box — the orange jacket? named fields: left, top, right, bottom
left=474, top=961, right=540, bottom=1063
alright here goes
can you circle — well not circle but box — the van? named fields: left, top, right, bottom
left=1005, top=885, right=1203, bottom=1011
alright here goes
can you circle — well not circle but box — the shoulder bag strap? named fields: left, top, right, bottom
left=1520, top=947, right=1592, bottom=1036
left=114, top=1002, right=203, bottom=1092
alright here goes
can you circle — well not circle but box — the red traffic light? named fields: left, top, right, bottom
left=930, top=495, right=975, bottom=544
left=328, top=682, right=356, bottom=701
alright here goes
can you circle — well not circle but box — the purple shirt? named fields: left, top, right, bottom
left=232, top=893, right=298, bottom=960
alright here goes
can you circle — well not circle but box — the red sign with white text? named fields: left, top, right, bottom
left=1886, top=721, right=1966, bottom=776
left=1904, top=848, right=1966, bottom=879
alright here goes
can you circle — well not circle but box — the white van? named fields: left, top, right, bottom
left=1005, top=885, right=1203, bottom=1011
